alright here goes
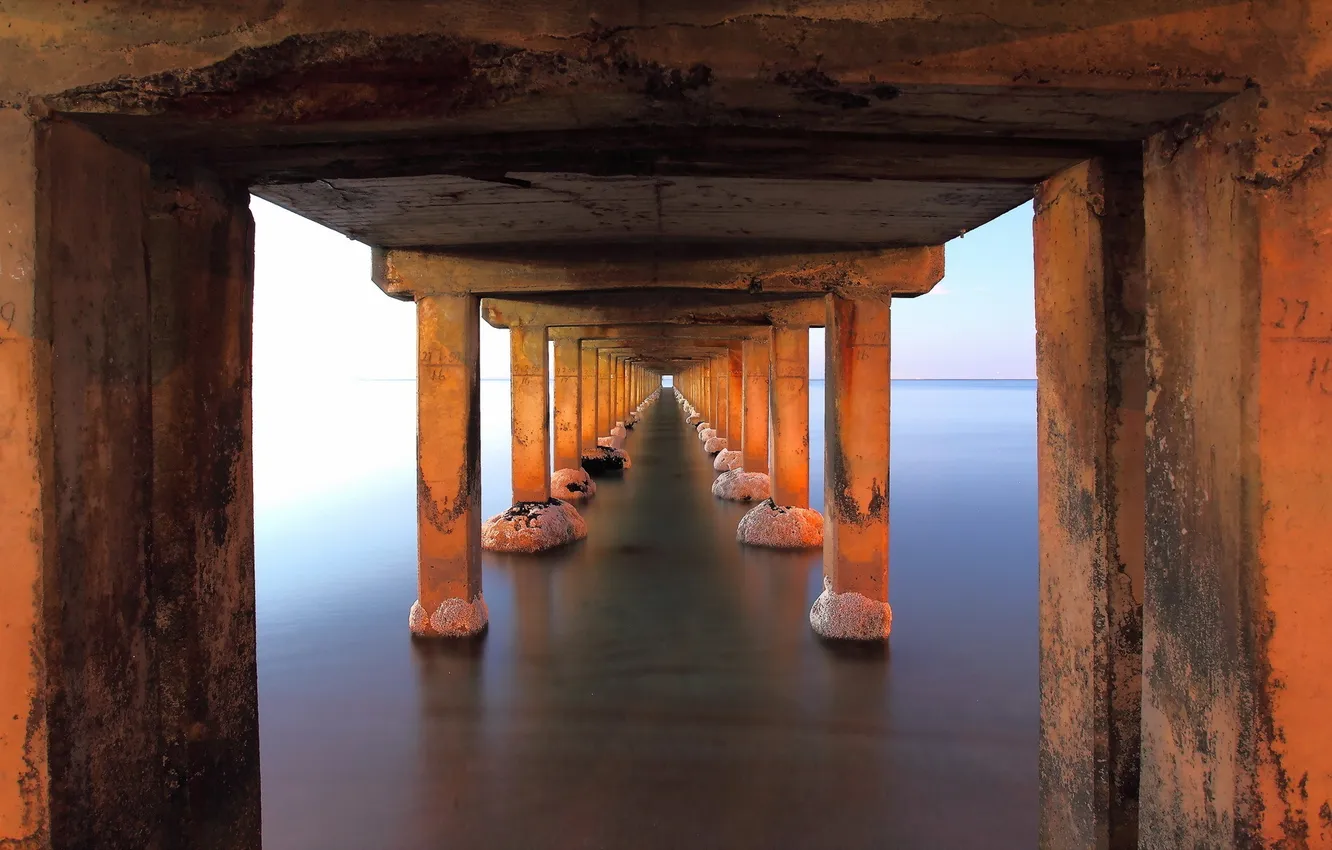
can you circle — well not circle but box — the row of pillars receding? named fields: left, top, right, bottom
left=409, top=294, right=894, bottom=643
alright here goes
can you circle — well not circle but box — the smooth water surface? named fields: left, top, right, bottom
left=255, top=380, right=1038, bottom=849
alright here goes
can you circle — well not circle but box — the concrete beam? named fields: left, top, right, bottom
left=376, top=246, right=943, bottom=300
left=481, top=290, right=827, bottom=329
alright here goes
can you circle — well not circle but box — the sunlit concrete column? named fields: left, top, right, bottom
left=579, top=342, right=598, bottom=451
left=728, top=344, right=744, bottom=448
left=597, top=350, right=613, bottom=436
left=510, top=323, right=551, bottom=504
left=1035, top=157, right=1146, bottom=850
left=771, top=326, right=810, bottom=507
left=1, top=115, right=264, bottom=847
left=483, top=322, right=586, bottom=552
left=552, top=338, right=595, bottom=501
left=812, top=295, right=891, bottom=641
left=737, top=324, right=822, bottom=549
left=553, top=339, right=581, bottom=471
left=414, top=293, right=486, bottom=635
left=1138, top=90, right=1332, bottom=847
left=743, top=336, right=772, bottom=473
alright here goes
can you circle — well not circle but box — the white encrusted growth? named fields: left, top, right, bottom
left=695, top=421, right=711, bottom=433
left=736, top=499, right=824, bottom=549
left=409, top=595, right=489, bottom=637
left=552, top=467, right=597, bottom=501
left=611, top=423, right=627, bottom=438
left=809, top=576, right=892, bottom=641
left=712, top=469, right=772, bottom=502
left=704, top=436, right=728, bottom=453
left=686, top=413, right=702, bottom=425
left=482, top=499, right=588, bottom=553
left=713, top=449, right=743, bottom=471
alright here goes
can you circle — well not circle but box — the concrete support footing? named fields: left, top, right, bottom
left=410, top=595, right=490, bottom=638
left=736, top=499, right=823, bottom=548
left=704, top=436, right=728, bottom=453
left=713, top=449, right=743, bottom=472
left=552, top=467, right=597, bottom=501
left=482, top=500, right=588, bottom=553
left=712, top=470, right=771, bottom=502
left=809, top=577, right=892, bottom=641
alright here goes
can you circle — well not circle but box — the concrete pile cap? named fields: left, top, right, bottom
left=409, top=595, right=489, bottom=638
left=704, top=436, right=728, bottom=453
left=712, top=470, right=771, bottom=503
left=713, top=449, right=743, bottom=471
left=736, top=500, right=824, bottom=549
left=810, top=576, right=892, bottom=641
left=552, top=467, right=597, bottom=501
left=699, top=428, right=717, bottom=442
left=482, top=499, right=588, bottom=553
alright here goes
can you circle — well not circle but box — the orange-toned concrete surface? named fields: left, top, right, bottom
left=742, top=337, right=771, bottom=475
left=415, top=293, right=485, bottom=637
left=770, top=326, right=811, bottom=509
left=820, top=296, right=891, bottom=614
left=553, top=338, right=582, bottom=472
left=579, top=344, right=599, bottom=451
left=1139, top=88, right=1332, bottom=849
left=509, top=324, right=552, bottom=504
left=4, top=2, right=1332, bottom=846
left=1035, top=157, right=1146, bottom=850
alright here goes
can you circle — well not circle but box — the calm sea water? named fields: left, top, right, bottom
left=254, top=379, right=1038, bottom=849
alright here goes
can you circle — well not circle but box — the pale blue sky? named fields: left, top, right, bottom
left=251, top=196, right=1035, bottom=383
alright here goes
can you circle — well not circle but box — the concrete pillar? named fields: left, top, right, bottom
left=415, top=293, right=485, bottom=635
left=1138, top=89, right=1332, bottom=847
left=2, top=118, right=263, bottom=846
left=743, top=336, right=772, bottom=474
left=770, top=326, right=811, bottom=507
left=1034, top=157, right=1146, bottom=850
left=714, top=354, right=729, bottom=439
left=728, top=345, right=744, bottom=448
left=580, top=343, right=598, bottom=451
left=597, top=350, right=612, bottom=436
left=510, top=323, right=551, bottom=503
left=553, top=338, right=581, bottom=471
left=814, top=296, right=892, bottom=641
left=613, top=355, right=624, bottom=423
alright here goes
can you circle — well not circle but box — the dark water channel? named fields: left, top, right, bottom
left=256, top=381, right=1037, bottom=849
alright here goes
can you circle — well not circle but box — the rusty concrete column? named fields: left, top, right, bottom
left=713, top=354, right=729, bottom=439
left=728, top=345, right=744, bottom=448
left=814, top=295, right=892, bottom=641
left=553, top=338, right=581, bottom=472
left=580, top=342, right=598, bottom=451
left=1138, top=90, right=1332, bottom=847
left=597, top=350, right=612, bottom=436
left=509, top=323, right=551, bottom=503
left=415, top=293, right=485, bottom=636
left=612, top=355, right=624, bottom=423
left=743, top=336, right=772, bottom=474
left=2, top=118, right=265, bottom=845
left=1034, top=157, right=1146, bottom=850
left=770, top=325, right=811, bottom=507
